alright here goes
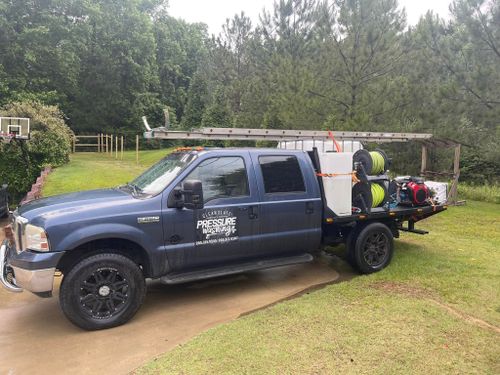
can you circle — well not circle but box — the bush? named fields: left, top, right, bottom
left=0, top=101, right=73, bottom=201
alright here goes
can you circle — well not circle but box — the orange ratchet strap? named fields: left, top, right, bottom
left=316, top=171, right=360, bottom=184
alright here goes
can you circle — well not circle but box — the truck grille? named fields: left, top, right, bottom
left=10, top=213, right=28, bottom=253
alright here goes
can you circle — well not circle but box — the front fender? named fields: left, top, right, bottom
left=54, top=223, right=152, bottom=252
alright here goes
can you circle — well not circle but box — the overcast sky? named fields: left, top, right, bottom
left=168, top=0, right=453, bottom=35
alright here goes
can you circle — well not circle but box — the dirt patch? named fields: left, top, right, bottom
left=371, top=281, right=500, bottom=335
left=371, top=281, right=435, bottom=299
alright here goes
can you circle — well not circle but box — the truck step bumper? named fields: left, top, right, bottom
left=1, top=241, right=23, bottom=292
left=1, top=240, right=56, bottom=295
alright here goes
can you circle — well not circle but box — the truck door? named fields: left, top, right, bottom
left=250, top=152, right=322, bottom=258
left=162, top=152, right=260, bottom=271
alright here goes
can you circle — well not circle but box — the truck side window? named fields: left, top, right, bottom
left=259, top=155, right=306, bottom=194
left=186, top=157, right=249, bottom=203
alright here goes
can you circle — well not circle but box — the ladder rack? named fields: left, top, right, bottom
left=143, top=127, right=433, bottom=143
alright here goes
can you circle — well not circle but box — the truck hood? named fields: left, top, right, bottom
left=18, top=188, right=133, bottom=222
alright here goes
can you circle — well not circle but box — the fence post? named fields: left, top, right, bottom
left=72, top=136, right=76, bottom=153
left=97, top=134, right=101, bottom=153
left=115, top=135, right=118, bottom=159
left=121, top=135, right=124, bottom=160
left=110, top=135, right=113, bottom=157
left=136, top=135, right=139, bottom=165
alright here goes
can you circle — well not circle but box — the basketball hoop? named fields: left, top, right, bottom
left=0, top=117, right=30, bottom=142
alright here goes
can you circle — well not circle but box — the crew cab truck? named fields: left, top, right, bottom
left=1, top=148, right=446, bottom=330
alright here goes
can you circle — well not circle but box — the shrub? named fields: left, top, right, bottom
left=0, top=101, right=73, bottom=201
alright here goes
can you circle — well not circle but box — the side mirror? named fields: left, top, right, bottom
left=181, top=179, right=204, bottom=210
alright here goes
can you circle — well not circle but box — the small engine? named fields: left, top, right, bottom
left=394, top=177, right=430, bottom=206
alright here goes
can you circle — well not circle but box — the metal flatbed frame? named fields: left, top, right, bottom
left=328, top=204, right=447, bottom=225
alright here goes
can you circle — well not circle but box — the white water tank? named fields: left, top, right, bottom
left=317, top=152, right=353, bottom=216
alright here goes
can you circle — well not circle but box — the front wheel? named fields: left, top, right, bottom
left=60, top=253, right=146, bottom=330
left=349, top=222, right=394, bottom=274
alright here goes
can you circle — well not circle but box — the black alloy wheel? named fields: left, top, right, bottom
left=60, top=252, right=146, bottom=330
left=349, top=222, right=394, bottom=274
left=79, top=267, right=130, bottom=319
left=362, top=232, right=390, bottom=267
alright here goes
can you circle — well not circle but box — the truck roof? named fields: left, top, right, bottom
left=174, top=147, right=308, bottom=156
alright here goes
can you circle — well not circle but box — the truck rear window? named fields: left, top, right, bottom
left=259, top=155, right=306, bottom=194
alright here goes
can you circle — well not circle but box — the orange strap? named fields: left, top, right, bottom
left=317, top=171, right=360, bottom=184
left=328, top=131, right=342, bottom=153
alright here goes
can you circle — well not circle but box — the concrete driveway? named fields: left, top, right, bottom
left=0, top=221, right=340, bottom=374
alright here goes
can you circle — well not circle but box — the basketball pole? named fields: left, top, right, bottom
left=136, top=135, right=139, bottom=165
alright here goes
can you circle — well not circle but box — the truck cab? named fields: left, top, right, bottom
left=1, top=148, right=323, bottom=330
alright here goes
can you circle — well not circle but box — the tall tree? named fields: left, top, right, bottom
left=153, top=15, right=207, bottom=124
left=315, top=0, right=407, bottom=130
left=258, top=0, right=325, bottom=129
left=70, top=0, right=160, bottom=132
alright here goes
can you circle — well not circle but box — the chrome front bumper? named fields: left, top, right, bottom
left=0, top=240, right=56, bottom=295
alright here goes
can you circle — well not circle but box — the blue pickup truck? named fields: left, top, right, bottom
left=1, top=148, right=446, bottom=330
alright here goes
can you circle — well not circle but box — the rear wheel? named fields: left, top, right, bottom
left=60, top=252, right=146, bottom=330
left=348, top=222, right=394, bottom=274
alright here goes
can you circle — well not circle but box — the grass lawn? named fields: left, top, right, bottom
left=42, top=149, right=172, bottom=196
left=139, top=201, right=500, bottom=374
left=42, top=151, right=499, bottom=374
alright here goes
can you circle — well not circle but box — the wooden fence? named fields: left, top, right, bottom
left=72, top=134, right=141, bottom=163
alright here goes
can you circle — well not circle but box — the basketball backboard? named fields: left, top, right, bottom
left=0, top=117, right=30, bottom=141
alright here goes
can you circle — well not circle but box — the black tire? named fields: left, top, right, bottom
left=60, top=252, right=146, bottom=330
left=350, top=222, right=394, bottom=274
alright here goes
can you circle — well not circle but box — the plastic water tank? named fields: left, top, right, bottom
left=317, top=152, right=353, bottom=216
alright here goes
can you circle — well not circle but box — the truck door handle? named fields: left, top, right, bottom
left=169, top=234, right=182, bottom=244
left=306, top=202, right=314, bottom=214
left=248, top=205, right=258, bottom=220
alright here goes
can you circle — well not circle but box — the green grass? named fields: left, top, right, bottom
left=42, top=149, right=172, bottom=196
left=459, top=183, right=500, bottom=204
left=140, top=201, right=500, bottom=375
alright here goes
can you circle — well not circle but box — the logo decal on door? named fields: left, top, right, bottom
left=195, top=208, right=238, bottom=246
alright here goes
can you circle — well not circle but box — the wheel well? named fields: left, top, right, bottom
left=57, top=238, right=152, bottom=277
left=344, top=220, right=398, bottom=242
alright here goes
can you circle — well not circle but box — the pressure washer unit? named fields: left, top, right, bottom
left=393, top=177, right=430, bottom=206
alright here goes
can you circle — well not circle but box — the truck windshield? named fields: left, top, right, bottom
left=130, top=152, right=197, bottom=196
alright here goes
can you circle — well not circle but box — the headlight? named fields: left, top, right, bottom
left=25, top=224, right=50, bottom=252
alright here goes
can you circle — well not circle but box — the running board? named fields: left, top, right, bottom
left=161, top=253, right=313, bottom=285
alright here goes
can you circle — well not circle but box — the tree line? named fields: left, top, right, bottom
left=0, top=0, right=498, bottom=182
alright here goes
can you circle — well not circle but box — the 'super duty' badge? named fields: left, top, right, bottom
left=137, top=216, right=160, bottom=224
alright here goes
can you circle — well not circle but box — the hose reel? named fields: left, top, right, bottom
left=353, top=149, right=391, bottom=175
left=352, top=181, right=388, bottom=213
